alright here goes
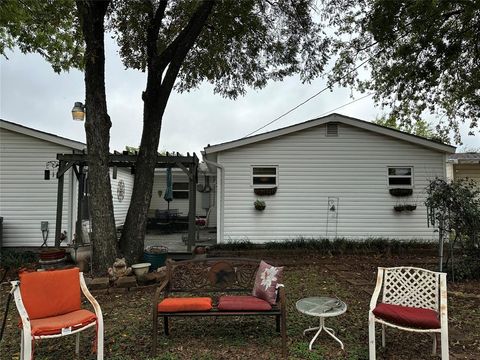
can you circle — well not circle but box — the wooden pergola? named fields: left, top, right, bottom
left=54, top=152, right=199, bottom=252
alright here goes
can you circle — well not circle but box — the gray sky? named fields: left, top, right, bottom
left=1, top=38, right=478, bottom=155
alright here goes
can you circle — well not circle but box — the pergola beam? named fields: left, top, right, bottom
left=57, top=153, right=197, bottom=167
left=54, top=152, right=200, bottom=253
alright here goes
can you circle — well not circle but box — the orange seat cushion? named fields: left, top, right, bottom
left=19, top=268, right=81, bottom=320
left=30, top=309, right=97, bottom=336
left=158, top=297, right=212, bottom=312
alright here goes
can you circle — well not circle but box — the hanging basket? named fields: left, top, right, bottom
left=254, top=200, right=266, bottom=211
left=394, top=204, right=417, bottom=212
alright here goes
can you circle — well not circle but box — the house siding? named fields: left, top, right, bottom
left=110, top=168, right=134, bottom=228
left=453, top=164, right=480, bottom=186
left=0, top=128, right=75, bottom=247
left=217, top=123, right=445, bottom=243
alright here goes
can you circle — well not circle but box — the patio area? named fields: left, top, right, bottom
left=145, top=227, right=217, bottom=253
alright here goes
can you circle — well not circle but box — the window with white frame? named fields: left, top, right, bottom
left=252, top=166, right=277, bottom=188
left=388, top=167, right=413, bottom=187
left=172, top=182, right=189, bottom=199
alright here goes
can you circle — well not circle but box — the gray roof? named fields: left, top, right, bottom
left=448, top=153, right=480, bottom=163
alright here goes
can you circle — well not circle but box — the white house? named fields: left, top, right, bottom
left=0, top=119, right=133, bottom=248
left=202, top=113, right=456, bottom=244
left=446, top=153, right=480, bottom=187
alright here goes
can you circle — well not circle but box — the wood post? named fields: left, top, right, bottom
left=54, top=161, right=65, bottom=247
left=75, top=165, right=85, bottom=245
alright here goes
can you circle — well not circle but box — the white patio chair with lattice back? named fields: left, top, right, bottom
left=369, top=267, right=448, bottom=359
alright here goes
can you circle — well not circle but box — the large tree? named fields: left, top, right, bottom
left=1, top=0, right=331, bottom=267
left=373, top=115, right=450, bottom=143
left=323, top=0, right=480, bottom=143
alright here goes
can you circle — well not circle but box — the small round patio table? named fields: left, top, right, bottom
left=296, top=296, right=347, bottom=351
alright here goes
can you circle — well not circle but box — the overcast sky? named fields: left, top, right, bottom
left=1, top=38, right=478, bottom=156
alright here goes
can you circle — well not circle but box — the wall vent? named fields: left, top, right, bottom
left=326, top=122, right=339, bottom=137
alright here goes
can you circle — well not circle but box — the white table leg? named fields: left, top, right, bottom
left=324, top=326, right=344, bottom=350
left=304, top=317, right=344, bottom=351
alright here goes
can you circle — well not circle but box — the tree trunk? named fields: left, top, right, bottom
left=120, top=1, right=214, bottom=264
left=76, top=0, right=118, bottom=274
left=119, top=86, right=164, bottom=263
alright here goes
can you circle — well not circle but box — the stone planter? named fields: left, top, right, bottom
left=132, top=263, right=151, bottom=277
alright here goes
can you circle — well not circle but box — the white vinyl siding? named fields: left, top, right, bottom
left=453, top=164, right=480, bottom=187
left=0, top=128, right=76, bottom=247
left=216, top=122, right=446, bottom=243
left=110, top=168, right=134, bottom=228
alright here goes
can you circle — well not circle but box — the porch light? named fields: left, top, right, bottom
left=71, top=102, right=85, bottom=121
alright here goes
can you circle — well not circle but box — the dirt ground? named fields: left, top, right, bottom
left=1, top=250, right=479, bottom=359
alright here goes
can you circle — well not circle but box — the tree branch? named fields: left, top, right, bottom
left=145, top=0, right=168, bottom=61
left=157, top=0, right=214, bottom=73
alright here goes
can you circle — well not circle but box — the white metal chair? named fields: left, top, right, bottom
left=369, top=267, right=448, bottom=359
left=11, top=267, right=103, bottom=359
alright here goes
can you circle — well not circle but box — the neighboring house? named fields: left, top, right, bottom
left=0, top=119, right=133, bottom=248
left=446, top=153, right=480, bottom=187
left=203, top=113, right=456, bottom=244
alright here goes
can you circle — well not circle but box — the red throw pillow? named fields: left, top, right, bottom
left=252, top=260, right=283, bottom=305
left=158, top=297, right=212, bottom=312
left=373, top=303, right=440, bottom=329
left=218, top=296, right=272, bottom=311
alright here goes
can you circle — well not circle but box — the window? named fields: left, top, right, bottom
left=252, top=166, right=277, bottom=188
left=172, top=182, right=189, bottom=199
left=388, top=167, right=413, bottom=187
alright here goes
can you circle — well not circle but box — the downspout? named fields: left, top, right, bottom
left=202, top=157, right=224, bottom=244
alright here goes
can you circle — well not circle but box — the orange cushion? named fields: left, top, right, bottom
left=158, top=297, right=212, bottom=312
left=30, top=309, right=97, bottom=336
left=19, top=268, right=81, bottom=320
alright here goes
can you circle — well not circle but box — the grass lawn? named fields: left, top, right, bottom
left=1, top=250, right=479, bottom=359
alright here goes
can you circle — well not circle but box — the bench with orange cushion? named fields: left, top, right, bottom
left=152, top=258, right=286, bottom=358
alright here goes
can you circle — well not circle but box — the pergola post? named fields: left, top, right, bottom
left=75, top=165, right=85, bottom=245
left=187, top=162, right=198, bottom=253
left=54, top=161, right=65, bottom=247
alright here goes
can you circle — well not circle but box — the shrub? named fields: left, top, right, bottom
left=1, top=249, right=37, bottom=269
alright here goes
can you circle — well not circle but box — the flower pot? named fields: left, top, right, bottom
left=132, top=263, right=151, bottom=277
left=39, top=248, right=66, bottom=261
left=143, top=246, right=168, bottom=271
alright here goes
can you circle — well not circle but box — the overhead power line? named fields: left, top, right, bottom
left=316, top=92, right=373, bottom=117
left=242, top=56, right=372, bottom=138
